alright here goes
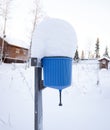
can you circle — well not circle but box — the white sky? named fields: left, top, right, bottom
left=0, top=0, right=35, bottom=48
left=0, top=0, right=110, bottom=56
left=42, top=0, right=110, bottom=56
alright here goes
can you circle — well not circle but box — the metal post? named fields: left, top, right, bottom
left=31, top=58, right=43, bottom=130
left=34, top=66, right=43, bottom=130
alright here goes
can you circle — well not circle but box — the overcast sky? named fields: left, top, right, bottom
left=42, top=0, right=110, bottom=56
left=0, top=0, right=110, bottom=56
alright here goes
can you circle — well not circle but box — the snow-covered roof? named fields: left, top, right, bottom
left=0, top=36, right=29, bottom=49
left=98, top=56, right=110, bottom=61
left=5, top=37, right=30, bottom=49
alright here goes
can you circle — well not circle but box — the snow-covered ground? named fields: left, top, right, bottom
left=43, top=60, right=110, bottom=130
left=0, top=63, right=34, bottom=130
left=0, top=60, right=110, bottom=130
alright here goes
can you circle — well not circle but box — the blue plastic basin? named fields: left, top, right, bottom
left=41, top=56, right=72, bottom=90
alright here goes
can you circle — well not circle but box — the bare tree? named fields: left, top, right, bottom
left=0, top=0, right=43, bottom=64
left=0, top=0, right=13, bottom=62
left=27, top=0, right=43, bottom=63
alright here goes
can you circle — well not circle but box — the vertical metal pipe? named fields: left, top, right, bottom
left=59, top=90, right=62, bottom=106
left=34, top=67, right=43, bottom=130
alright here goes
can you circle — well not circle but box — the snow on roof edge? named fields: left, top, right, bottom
left=0, top=36, right=30, bottom=49
left=98, top=56, right=110, bottom=61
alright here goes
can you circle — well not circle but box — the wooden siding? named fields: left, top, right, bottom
left=99, top=58, right=109, bottom=69
left=0, top=38, right=29, bottom=63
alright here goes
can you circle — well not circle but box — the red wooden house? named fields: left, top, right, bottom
left=98, top=56, right=110, bottom=69
left=0, top=37, right=29, bottom=63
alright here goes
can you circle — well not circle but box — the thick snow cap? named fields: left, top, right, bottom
left=31, top=18, right=77, bottom=59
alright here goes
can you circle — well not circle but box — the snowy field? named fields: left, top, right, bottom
left=0, top=60, right=110, bottom=130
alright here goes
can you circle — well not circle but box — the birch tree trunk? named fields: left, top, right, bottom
left=0, top=0, right=12, bottom=62
left=27, top=0, right=43, bottom=65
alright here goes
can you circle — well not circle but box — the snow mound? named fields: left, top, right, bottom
left=31, top=18, right=77, bottom=59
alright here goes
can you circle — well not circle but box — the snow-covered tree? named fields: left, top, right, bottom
left=74, top=49, right=79, bottom=61
left=95, top=38, right=100, bottom=58
left=103, top=46, right=109, bottom=58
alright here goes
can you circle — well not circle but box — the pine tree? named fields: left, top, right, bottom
left=103, top=46, right=109, bottom=57
left=95, top=38, right=100, bottom=58
left=74, top=49, right=79, bottom=61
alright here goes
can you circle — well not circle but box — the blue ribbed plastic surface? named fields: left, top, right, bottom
left=42, top=57, right=72, bottom=90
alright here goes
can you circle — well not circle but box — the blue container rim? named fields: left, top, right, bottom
left=41, top=56, right=72, bottom=59
left=41, top=56, right=72, bottom=67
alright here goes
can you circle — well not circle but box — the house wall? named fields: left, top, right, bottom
left=99, top=59, right=109, bottom=69
left=0, top=37, right=29, bottom=63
